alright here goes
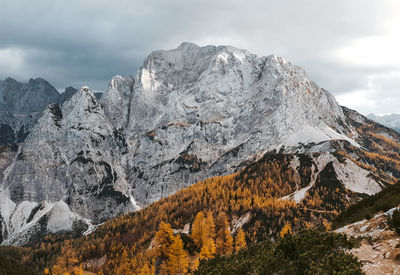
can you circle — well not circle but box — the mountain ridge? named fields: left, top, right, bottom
left=367, top=113, right=400, bottom=133
left=0, top=43, right=399, bottom=247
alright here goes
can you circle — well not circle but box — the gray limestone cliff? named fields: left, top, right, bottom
left=0, top=43, right=391, bottom=245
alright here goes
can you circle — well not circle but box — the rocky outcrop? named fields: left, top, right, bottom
left=100, top=75, right=134, bottom=130
left=336, top=208, right=400, bottom=275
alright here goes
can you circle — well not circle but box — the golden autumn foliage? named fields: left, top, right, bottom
left=205, top=212, right=216, bottom=242
left=154, top=222, right=175, bottom=260
left=191, top=212, right=205, bottom=249
left=138, top=262, right=154, bottom=275
left=234, top=229, right=246, bottom=252
left=25, top=154, right=333, bottom=273
left=114, top=249, right=131, bottom=275
left=215, top=212, right=233, bottom=255
left=19, top=126, right=400, bottom=275
left=153, top=222, right=189, bottom=274
left=200, top=238, right=216, bottom=260
left=7, top=109, right=400, bottom=275
left=279, top=222, right=292, bottom=238
left=192, top=211, right=217, bottom=260
left=167, top=235, right=189, bottom=275
left=322, top=219, right=332, bottom=231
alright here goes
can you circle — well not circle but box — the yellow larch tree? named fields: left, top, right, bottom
left=73, top=266, right=84, bottom=275
left=199, top=237, right=216, bottom=260
left=234, top=228, right=246, bottom=253
left=197, top=211, right=217, bottom=260
left=154, top=222, right=175, bottom=259
left=154, top=222, right=176, bottom=275
left=167, top=235, right=189, bottom=275
left=204, top=211, right=216, bottom=241
left=215, top=212, right=233, bottom=255
left=191, top=211, right=205, bottom=248
left=115, top=249, right=131, bottom=275
left=279, top=221, right=292, bottom=238
left=322, top=218, right=332, bottom=231
left=138, top=262, right=154, bottom=275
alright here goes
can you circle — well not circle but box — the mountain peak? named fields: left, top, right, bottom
left=177, top=41, right=200, bottom=50
left=80, top=86, right=90, bottom=92
left=2, top=43, right=399, bottom=250
left=67, top=86, right=97, bottom=106
left=28, top=77, right=50, bottom=85
left=59, top=85, right=102, bottom=123
left=131, top=43, right=344, bottom=135
left=3, top=77, right=19, bottom=84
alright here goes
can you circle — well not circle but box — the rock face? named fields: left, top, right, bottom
left=3, top=87, right=136, bottom=222
left=0, top=43, right=397, bottom=245
left=100, top=75, right=134, bottom=130
left=0, top=78, right=104, bottom=146
left=0, top=87, right=135, bottom=245
left=0, top=78, right=60, bottom=145
left=0, top=78, right=60, bottom=114
left=121, top=42, right=352, bottom=204
left=58, top=86, right=78, bottom=104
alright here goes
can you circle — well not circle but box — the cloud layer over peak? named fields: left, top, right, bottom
left=1, top=0, right=400, bottom=114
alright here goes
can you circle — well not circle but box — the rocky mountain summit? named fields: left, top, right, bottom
left=114, top=42, right=355, bottom=204
left=0, top=43, right=398, bottom=245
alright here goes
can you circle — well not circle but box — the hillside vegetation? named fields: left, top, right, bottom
left=333, top=183, right=400, bottom=229
left=4, top=112, right=400, bottom=274
left=195, top=230, right=362, bottom=275
left=13, top=153, right=366, bottom=274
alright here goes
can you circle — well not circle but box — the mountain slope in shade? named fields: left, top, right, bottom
left=58, top=86, right=78, bottom=104
left=0, top=78, right=60, bottom=145
left=1, top=43, right=400, bottom=246
left=367, top=113, right=400, bottom=133
left=0, top=78, right=105, bottom=146
left=0, top=78, right=60, bottom=113
left=100, top=75, right=134, bottom=130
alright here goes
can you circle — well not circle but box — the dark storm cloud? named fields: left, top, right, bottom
left=1, top=0, right=399, bottom=113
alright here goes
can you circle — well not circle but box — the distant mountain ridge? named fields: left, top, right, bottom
left=0, top=78, right=102, bottom=145
left=367, top=113, right=400, bottom=133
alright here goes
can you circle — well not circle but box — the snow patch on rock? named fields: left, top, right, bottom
left=282, top=152, right=381, bottom=203
left=333, top=159, right=381, bottom=195
left=281, top=125, right=359, bottom=148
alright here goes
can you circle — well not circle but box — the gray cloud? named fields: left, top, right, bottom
left=0, top=0, right=399, bottom=114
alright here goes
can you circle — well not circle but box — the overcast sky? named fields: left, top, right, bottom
left=1, top=0, right=400, bottom=115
